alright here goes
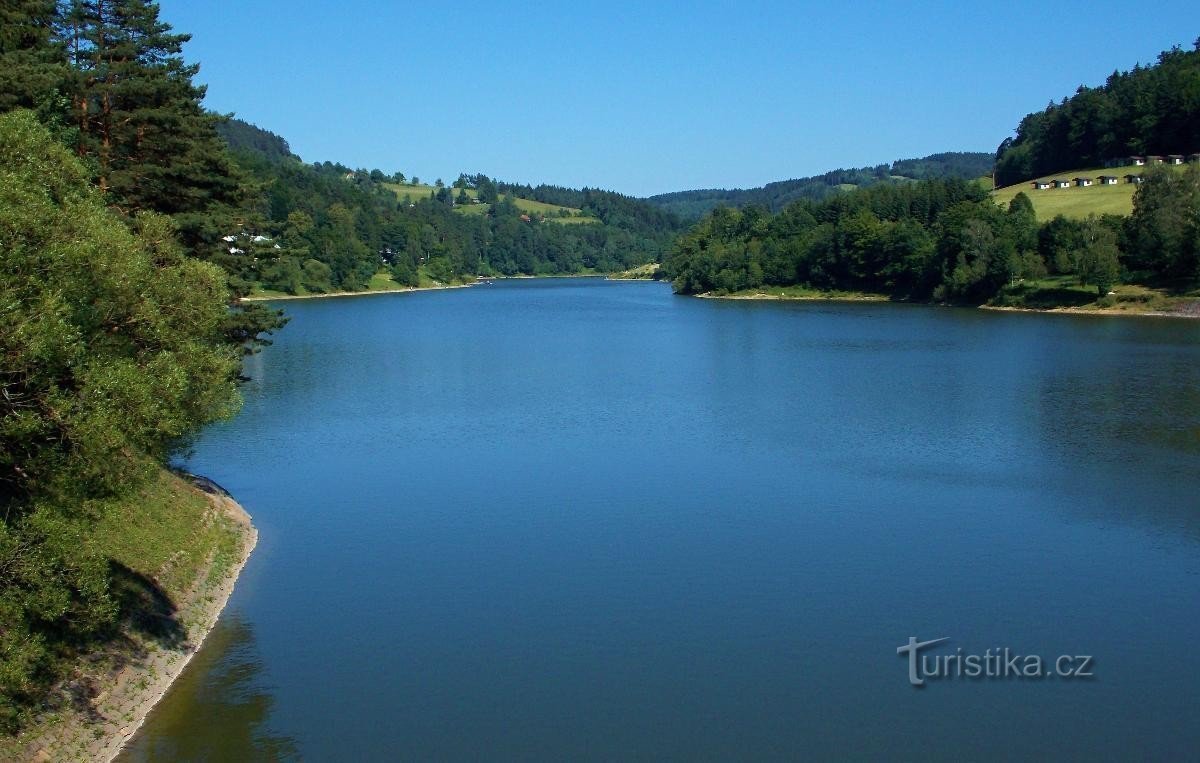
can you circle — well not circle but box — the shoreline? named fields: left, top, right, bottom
left=696, top=290, right=1200, bottom=319
left=238, top=273, right=615, bottom=303
left=980, top=302, right=1200, bottom=319
left=240, top=282, right=475, bottom=302
left=18, top=479, right=258, bottom=763
left=697, top=290, right=890, bottom=303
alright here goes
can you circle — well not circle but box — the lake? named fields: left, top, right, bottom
left=121, top=278, right=1200, bottom=760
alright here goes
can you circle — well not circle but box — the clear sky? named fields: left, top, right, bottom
left=158, top=1, right=1197, bottom=197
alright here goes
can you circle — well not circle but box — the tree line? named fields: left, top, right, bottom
left=664, top=169, right=1200, bottom=303
left=646, top=152, right=995, bottom=219
left=217, top=128, right=684, bottom=294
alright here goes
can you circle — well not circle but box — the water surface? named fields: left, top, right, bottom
left=123, top=279, right=1200, bottom=760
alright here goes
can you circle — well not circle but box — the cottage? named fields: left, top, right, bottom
left=1146, top=155, right=1165, bottom=164
left=1052, top=179, right=1072, bottom=189
left=1189, top=153, right=1200, bottom=164
left=1098, top=175, right=1119, bottom=185
left=1074, top=177, right=1094, bottom=187
left=1130, top=156, right=1146, bottom=166
left=1124, top=174, right=1144, bottom=184
left=1032, top=180, right=1053, bottom=190
left=1166, top=154, right=1184, bottom=165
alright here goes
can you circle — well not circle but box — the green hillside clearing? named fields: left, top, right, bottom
left=383, top=183, right=596, bottom=223
left=991, top=163, right=1190, bottom=219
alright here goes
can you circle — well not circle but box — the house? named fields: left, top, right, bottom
left=1052, top=179, right=1072, bottom=189
left=1074, top=177, right=1094, bottom=187
left=1166, top=154, right=1184, bottom=165
left=1098, top=175, right=1119, bottom=185
left=1124, top=174, right=1144, bottom=184
left=1130, top=156, right=1146, bottom=166
left=1146, top=155, right=1165, bottom=164
left=1032, top=180, right=1053, bottom=190
left=1103, top=158, right=1124, bottom=168
left=1189, top=153, right=1200, bottom=164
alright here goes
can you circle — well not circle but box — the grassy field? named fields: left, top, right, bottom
left=381, top=182, right=595, bottom=223
left=383, top=182, right=448, bottom=201
left=991, top=163, right=1190, bottom=220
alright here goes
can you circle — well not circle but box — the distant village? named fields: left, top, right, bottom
left=1030, top=153, right=1200, bottom=190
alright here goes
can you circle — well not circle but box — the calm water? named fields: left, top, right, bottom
left=122, top=279, right=1200, bottom=761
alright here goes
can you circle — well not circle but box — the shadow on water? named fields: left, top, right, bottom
left=117, top=614, right=298, bottom=762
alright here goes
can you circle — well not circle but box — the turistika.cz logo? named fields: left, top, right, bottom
left=897, top=637, right=1094, bottom=687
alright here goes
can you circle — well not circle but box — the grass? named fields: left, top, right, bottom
left=0, top=467, right=249, bottom=761
left=988, top=274, right=1195, bottom=313
left=382, top=182, right=447, bottom=201
left=381, top=183, right=597, bottom=223
left=366, top=271, right=408, bottom=291
left=92, top=468, right=241, bottom=603
left=609, top=263, right=663, bottom=279
left=990, top=162, right=1190, bottom=220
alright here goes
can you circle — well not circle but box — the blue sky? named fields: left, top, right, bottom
left=159, top=1, right=1197, bottom=196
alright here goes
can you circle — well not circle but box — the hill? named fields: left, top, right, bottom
left=646, top=151, right=994, bottom=218
left=215, top=118, right=298, bottom=164
left=991, top=162, right=1193, bottom=219
left=994, top=40, right=1200, bottom=186
left=384, top=182, right=598, bottom=223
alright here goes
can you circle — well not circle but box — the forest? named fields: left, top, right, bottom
left=667, top=39, right=1200, bottom=307
left=664, top=169, right=1200, bottom=305
left=218, top=121, right=685, bottom=295
left=646, top=152, right=994, bottom=219
left=994, top=40, right=1200, bottom=186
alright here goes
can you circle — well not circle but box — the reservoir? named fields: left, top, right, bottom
left=122, top=278, right=1200, bottom=760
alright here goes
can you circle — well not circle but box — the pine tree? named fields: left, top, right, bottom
left=0, top=0, right=67, bottom=115
left=62, top=0, right=242, bottom=252
left=59, top=0, right=286, bottom=346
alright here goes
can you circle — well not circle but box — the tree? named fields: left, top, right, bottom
left=0, top=111, right=242, bottom=723
left=1124, top=165, right=1200, bottom=281
left=62, top=0, right=244, bottom=254
left=1074, top=217, right=1122, bottom=295
left=0, top=0, right=67, bottom=117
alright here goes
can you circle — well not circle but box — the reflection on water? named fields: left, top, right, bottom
left=117, top=614, right=297, bottom=762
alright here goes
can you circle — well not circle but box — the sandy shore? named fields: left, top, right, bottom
left=18, top=481, right=258, bottom=763
left=697, top=291, right=889, bottom=302
left=240, top=282, right=476, bottom=302
left=698, top=290, right=1200, bottom=319
left=981, top=302, right=1200, bottom=319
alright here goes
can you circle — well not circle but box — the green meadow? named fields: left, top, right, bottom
left=991, top=162, right=1190, bottom=219
left=383, top=182, right=596, bottom=223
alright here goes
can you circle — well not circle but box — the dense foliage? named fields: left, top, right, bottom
left=220, top=122, right=685, bottom=293
left=646, top=152, right=994, bottom=219
left=995, top=40, right=1200, bottom=186
left=0, top=111, right=241, bottom=728
left=665, top=166, right=1199, bottom=303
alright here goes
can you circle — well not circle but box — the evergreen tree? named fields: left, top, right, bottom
left=62, top=0, right=242, bottom=254
left=0, top=0, right=66, bottom=116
